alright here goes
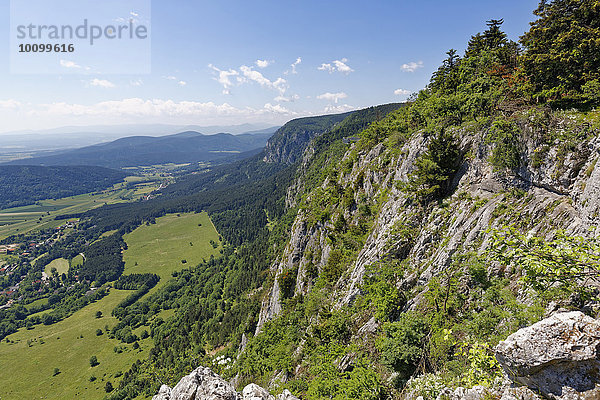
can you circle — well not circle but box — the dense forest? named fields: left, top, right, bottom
left=0, top=165, right=127, bottom=209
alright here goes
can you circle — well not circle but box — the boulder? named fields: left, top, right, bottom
left=242, top=383, right=274, bottom=400
left=153, top=385, right=172, bottom=400
left=152, top=366, right=241, bottom=400
left=276, top=389, right=299, bottom=400
left=495, top=311, right=600, bottom=399
left=152, top=366, right=299, bottom=400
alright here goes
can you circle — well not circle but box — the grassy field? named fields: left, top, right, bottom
left=44, top=258, right=70, bottom=276
left=0, top=177, right=164, bottom=240
left=0, top=289, right=153, bottom=400
left=123, top=212, right=222, bottom=295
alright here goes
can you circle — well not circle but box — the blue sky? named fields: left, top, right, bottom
left=0, top=0, right=540, bottom=133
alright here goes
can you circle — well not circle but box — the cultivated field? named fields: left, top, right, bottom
left=123, top=212, right=222, bottom=295
left=0, top=177, right=163, bottom=240
left=0, top=289, right=152, bottom=400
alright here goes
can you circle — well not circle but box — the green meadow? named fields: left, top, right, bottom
left=123, top=212, right=222, bottom=294
left=44, top=257, right=70, bottom=276
left=0, top=289, right=152, bottom=400
left=0, top=177, right=163, bottom=240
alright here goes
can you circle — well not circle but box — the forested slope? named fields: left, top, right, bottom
left=0, top=165, right=127, bottom=209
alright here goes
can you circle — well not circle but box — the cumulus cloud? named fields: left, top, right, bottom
left=317, top=92, right=348, bottom=104
left=318, top=58, right=354, bottom=74
left=263, top=103, right=297, bottom=115
left=0, top=99, right=302, bottom=131
left=285, top=57, right=302, bottom=75
left=401, top=61, right=424, bottom=72
left=0, top=99, right=22, bottom=109
left=12, top=98, right=299, bottom=120
left=90, top=79, right=116, bottom=88
left=274, top=94, right=300, bottom=103
left=60, top=60, right=81, bottom=69
left=394, top=88, right=412, bottom=96
left=255, top=59, right=272, bottom=68
left=208, top=64, right=240, bottom=94
left=239, top=65, right=288, bottom=95
left=323, top=104, right=356, bottom=113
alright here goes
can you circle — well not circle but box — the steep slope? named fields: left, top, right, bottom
left=262, top=112, right=354, bottom=164
left=242, top=106, right=600, bottom=398
left=7, top=130, right=275, bottom=168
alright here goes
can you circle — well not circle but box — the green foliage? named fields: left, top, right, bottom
left=489, top=227, right=600, bottom=300
left=322, top=249, right=344, bottom=284
left=486, top=118, right=522, bottom=170
left=521, top=0, right=600, bottom=106
left=361, top=261, right=407, bottom=322
left=306, top=352, right=384, bottom=400
left=378, top=312, right=428, bottom=385
left=89, top=355, right=99, bottom=367
left=278, top=268, right=297, bottom=300
left=404, top=129, right=461, bottom=203
left=455, top=342, right=502, bottom=388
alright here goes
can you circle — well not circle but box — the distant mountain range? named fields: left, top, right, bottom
left=5, top=129, right=278, bottom=169
left=0, top=123, right=279, bottom=155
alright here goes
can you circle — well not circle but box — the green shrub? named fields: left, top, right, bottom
left=486, top=118, right=521, bottom=170
left=378, top=312, right=428, bottom=386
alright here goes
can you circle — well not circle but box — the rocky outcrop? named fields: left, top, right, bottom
left=153, top=366, right=299, bottom=400
left=495, top=311, right=600, bottom=399
left=263, top=113, right=350, bottom=164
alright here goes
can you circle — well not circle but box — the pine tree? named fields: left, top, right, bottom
left=520, top=0, right=600, bottom=104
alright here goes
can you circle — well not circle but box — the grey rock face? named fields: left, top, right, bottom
left=495, top=311, right=600, bottom=399
left=153, top=385, right=172, bottom=400
left=153, top=366, right=299, bottom=400
left=242, top=383, right=274, bottom=400
left=152, top=366, right=241, bottom=400
left=276, top=389, right=300, bottom=400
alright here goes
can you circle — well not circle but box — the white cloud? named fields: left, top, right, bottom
left=394, top=88, right=412, bottom=96
left=178, top=81, right=187, bottom=86
left=255, top=59, right=272, bottom=68
left=130, top=79, right=143, bottom=87
left=15, top=98, right=298, bottom=120
left=60, top=60, right=81, bottom=69
left=165, top=76, right=177, bottom=80
left=263, top=103, right=296, bottom=115
left=0, top=99, right=22, bottom=109
left=239, top=65, right=288, bottom=95
left=317, top=92, right=348, bottom=104
left=208, top=64, right=239, bottom=94
left=0, top=99, right=304, bottom=132
left=401, top=61, right=424, bottom=72
left=90, top=79, right=116, bottom=88
left=285, top=57, right=302, bottom=75
left=130, top=11, right=139, bottom=17
left=318, top=63, right=334, bottom=73
left=274, top=94, right=300, bottom=103
left=324, top=104, right=356, bottom=113
left=318, top=58, right=354, bottom=74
